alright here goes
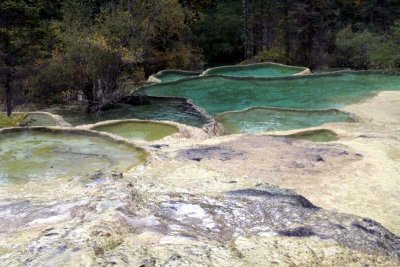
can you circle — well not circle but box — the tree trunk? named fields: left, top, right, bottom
left=5, top=71, right=12, bottom=117
left=261, top=0, right=273, bottom=50
left=242, top=0, right=254, bottom=59
left=282, top=0, right=291, bottom=64
left=84, top=82, right=95, bottom=113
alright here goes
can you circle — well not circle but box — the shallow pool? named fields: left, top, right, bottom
left=146, top=72, right=400, bottom=114
left=144, top=71, right=400, bottom=133
left=0, top=129, right=147, bottom=185
left=43, top=98, right=210, bottom=128
left=92, top=121, right=179, bottom=141
left=216, top=108, right=355, bottom=134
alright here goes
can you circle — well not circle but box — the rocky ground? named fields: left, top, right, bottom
left=0, top=91, right=399, bottom=266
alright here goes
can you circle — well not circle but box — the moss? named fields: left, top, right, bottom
left=0, top=113, right=28, bottom=128
left=285, top=129, right=339, bottom=142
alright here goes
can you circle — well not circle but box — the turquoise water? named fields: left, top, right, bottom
left=216, top=108, right=355, bottom=134
left=146, top=72, right=400, bottom=115
left=203, top=63, right=305, bottom=77
left=43, top=98, right=210, bottom=127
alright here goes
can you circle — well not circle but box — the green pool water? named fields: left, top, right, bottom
left=216, top=108, right=355, bottom=134
left=202, top=63, right=306, bottom=77
left=0, top=129, right=147, bottom=185
left=284, top=129, right=339, bottom=142
left=26, top=113, right=58, bottom=127
left=145, top=72, right=400, bottom=115
left=154, top=71, right=200, bottom=82
left=42, top=98, right=210, bottom=128
left=92, top=121, right=179, bottom=141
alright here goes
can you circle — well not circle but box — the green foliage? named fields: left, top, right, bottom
left=0, top=113, right=28, bottom=128
left=334, top=26, right=379, bottom=69
left=3, top=0, right=400, bottom=113
left=191, top=0, right=242, bottom=64
left=334, top=22, right=400, bottom=70
left=371, top=21, right=400, bottom=70
left=0, top=0, right=57, bottom=115
left=371, top=40, right=400, bottom=70
left=253, top=48, right=288, bottom=64
left=35, top=0, right=204, bottom=112
left=142, top=0, right=204, bottom=72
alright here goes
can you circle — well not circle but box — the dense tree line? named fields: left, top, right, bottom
left=237, top=0, right=400, bottom=68
left=1, top=0, right=400, bottom=115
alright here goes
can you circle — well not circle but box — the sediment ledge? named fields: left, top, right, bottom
left=200, top=62, right=311, bottom=77
left=148, top=69, right=202, bottom=83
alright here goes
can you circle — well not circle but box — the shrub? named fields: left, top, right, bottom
left=334, top=26, right=380, bottom=69
left=254, top=48, right=288, bottom=64
left=0, top=113, right=28, bottom=128
left=371, top=21, right=400, bottom=70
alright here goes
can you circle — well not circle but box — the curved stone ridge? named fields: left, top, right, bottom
left=216, top=107, right=356, bottom=134
left=148, top=70, right=202, bottom=83
left=201, top=62, right=311, bottom=78
left=0, top=127, right=148, bottom=184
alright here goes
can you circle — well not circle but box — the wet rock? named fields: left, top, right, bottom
left=278, top=227, right=315, bottom=237
left=150, top=144, right=169, bottom=149
left=2, top=183, right=399, bottom=265
left=120, top=95, right=150, bottom=106
left=57, top=245, right=68, bottom=253
left=140, top=257, right=156, bottom=267
left=0, top=200, right=88, bottom=233
left=177, top=146, right=245, bottom=162
left=111, top=171, right=123, bottom=179
left=227, top=188, right=319, bottom=209
left=289, top=161, right=305, bottom=168
left=89, top=170, right=105, bottom=181
left=118, top=187, right=399, bottom=260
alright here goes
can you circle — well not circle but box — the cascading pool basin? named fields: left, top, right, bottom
left=145, top=72, right=400, bottom=114
left=43, top=97, right=210, bottom=128
left=151, top=70, right=201, bottom=82
left=202, top=63, right=308, bottom=77
left=91, top=121, right=179, bottom=141
left=216, top=108, right=355, bottom=134
left=284, top=129, right=339, bottom=142
left=0, top=129, right=147, bottom=185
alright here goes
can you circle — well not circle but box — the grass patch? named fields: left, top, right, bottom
left=0, top=113, right=28, bottom=128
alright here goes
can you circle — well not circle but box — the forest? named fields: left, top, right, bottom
left=1, top=0, right=400, bottom=116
